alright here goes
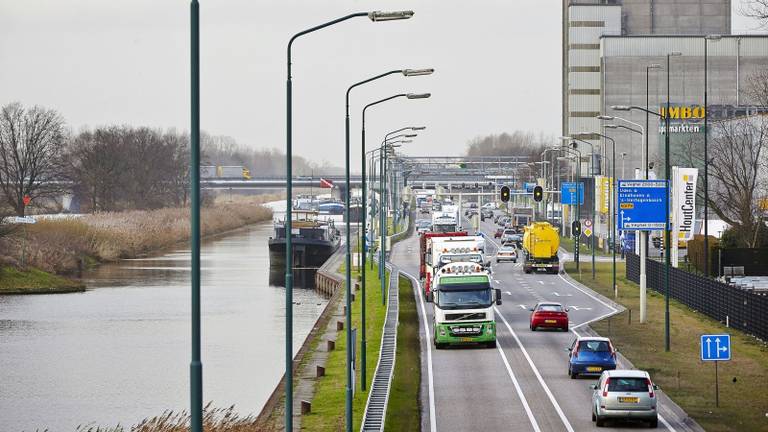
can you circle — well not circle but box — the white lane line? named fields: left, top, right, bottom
left=660, top=414, right=678, bottom=432
left=494, top=306, right=576, bottom=432
left=557, top=273, right=617, bottom=311
left=496, top=342, right=542, bottom=432
left=401, top=270, right=437, bottom=432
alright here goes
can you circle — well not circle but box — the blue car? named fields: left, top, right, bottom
left=566, top=337, right=617, bottom=378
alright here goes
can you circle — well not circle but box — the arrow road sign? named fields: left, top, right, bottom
left=617, top=180, right=669, bottom=231
left=700, top=334, right=731, bottom=361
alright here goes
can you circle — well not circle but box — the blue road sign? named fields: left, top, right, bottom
left=524, top=182, right=537, bottom=192
left=700, top=334, right=731, bottom=361
left=561, top=182, right=584, bottom=205
left=617, top=180, right=669, bottom=230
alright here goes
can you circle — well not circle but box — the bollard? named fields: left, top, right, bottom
left=316, top=365, right=325, bottom=377
left=628, top=308, right=632, bottom=325
left=351, top=293, right=355, bottom=302
left=336, top=320, right=344, bottom=331
left=301, top=400, right=311, bottom=415
left=355, top=282, right=360, bottom=292
left=327, top=340, right=335, bottom=351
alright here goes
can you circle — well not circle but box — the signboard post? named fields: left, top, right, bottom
left=700, top=334, right=731, bottom=407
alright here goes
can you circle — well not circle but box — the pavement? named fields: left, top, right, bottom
left=389, top=213, right=703, bottom=432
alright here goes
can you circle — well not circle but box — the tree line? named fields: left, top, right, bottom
left=0, top=102, right=332, bottom=216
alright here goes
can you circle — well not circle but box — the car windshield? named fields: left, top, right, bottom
left=579, top=340, right=611, bottom=352
left=500, top=246, right=515, bottom=252
left=437, top=287, right=492, bottom=309
left=608, top=377, right=648, bottom=392
left=433, top=224, right=457, bottom=233
left=537, top=304, right=563, bottom=312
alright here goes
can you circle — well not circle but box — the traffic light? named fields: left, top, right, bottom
left=500, top=185, right=510, bottom=202
left=533, top=185, right=543, bottom=202
left=572, top=221, right=581, bottom=237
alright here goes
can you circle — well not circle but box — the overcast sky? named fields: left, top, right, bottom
left=0, top=1, right=763, bottom=168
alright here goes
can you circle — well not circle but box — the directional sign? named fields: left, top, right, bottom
left=8, top=216, right=36, bottom=224
left=700, top=334, right=731, bottom=361
left=561, top=182, right=584, bottom=205
left=617, top=180, right=669, bottom=230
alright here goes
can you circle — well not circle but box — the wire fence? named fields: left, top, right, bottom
left=626, top=252, right=768, bottom=341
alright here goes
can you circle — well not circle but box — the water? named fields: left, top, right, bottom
left=0, top=223, right=327, bottom=431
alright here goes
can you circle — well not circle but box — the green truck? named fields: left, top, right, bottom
left=432, top=262, right=502, bottom=349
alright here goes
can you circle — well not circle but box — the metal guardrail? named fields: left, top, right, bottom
left=361, top=264, right=400, bottom=432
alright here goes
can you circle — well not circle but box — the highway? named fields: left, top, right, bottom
left=390, top=212, right=700, bottom=432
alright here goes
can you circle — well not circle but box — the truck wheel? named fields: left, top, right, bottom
left=524, top=268, right=532, bottom=274
left=426, top=292, right=433, bottom=303
left=435, top=342, right=446, bottom=350
left=649, top=418, right=658, bottom=428
left=486, top=341, right=497, bottom=348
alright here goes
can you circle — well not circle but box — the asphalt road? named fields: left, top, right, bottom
left=390, top=212, right=700, bottom=432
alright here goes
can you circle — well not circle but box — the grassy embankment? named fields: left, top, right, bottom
left=301, top=264, right=388, bottom=430
left=384, top=275, right=421, bottom=432
left=0, top=266, right=84, bottom=294
left=0, top=199, right=273, bottom=294
left=559, top=235, right=612, bottom=257
left=566, top=261, right=768, bottom=432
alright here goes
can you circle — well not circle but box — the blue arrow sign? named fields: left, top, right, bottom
left=617, top=180, right=669, bottom=231
left=561, top=182, right=584, bottom=205
left=700, top=334, right=731, bottom=361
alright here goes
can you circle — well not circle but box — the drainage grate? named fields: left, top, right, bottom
left=360, top=264, right=400, bottom=432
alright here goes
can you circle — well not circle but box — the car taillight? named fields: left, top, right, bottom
left=603, top=378, right=610, bottom=397
left=646, top=378, right=654, bottom=398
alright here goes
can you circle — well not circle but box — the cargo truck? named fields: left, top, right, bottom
left=200, top=165, right=252, bottom=179
left=423, top=235, right=487, bottom=301
left=522, top=222, right=560, bottom=274
left=432, top=207, right=459, bottom=233
left=432, top=262, right=502, bottom=349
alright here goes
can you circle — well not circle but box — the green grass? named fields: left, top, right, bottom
left=301, top=265, right=389, bottom=431
left=384, top=275, right=421, bottom=432
left=559, top=235, right=612, bottom=257
left=0, top=266, right=84, bottom=294
left=566, top=261, right=768, bottom=432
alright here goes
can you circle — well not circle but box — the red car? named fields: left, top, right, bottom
left=494, top=228, right=504, bottom=238
left=529, top=302, right=569, bottom=331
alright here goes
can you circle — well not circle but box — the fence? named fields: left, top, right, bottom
left=626, top=252, right=768, bottom=341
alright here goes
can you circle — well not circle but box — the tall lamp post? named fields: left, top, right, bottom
left=285, top=11, right=413, bottom=431
left=189, top=2, right=202, bottom=431
left=704, top=35, right=722, bottom=276
left=347, top=72, right=431, bottom=396
left=569, top=137, right=598, bottom=279
left=592, top=132, right=617, bottom=298
left=612, top=51, right=681, bottom=351
left=557, top=138, right=582, bottom=270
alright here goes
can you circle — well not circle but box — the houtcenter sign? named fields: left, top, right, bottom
left=672, top=167, right=699, bottom=241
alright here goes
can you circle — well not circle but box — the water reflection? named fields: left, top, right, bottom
left=0, top=223, right=326, bottom=431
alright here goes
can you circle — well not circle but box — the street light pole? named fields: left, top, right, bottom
left=189, top=2, right=202, bottom=431
left=285, top=11, right=413, bottom=431
left=593, top=132, right=617, bottom=298
left=570, top=138, right=597, bottom=279
left=704, top=35, right=721, bottom=277
left=347, top=72, right=431, bottom=395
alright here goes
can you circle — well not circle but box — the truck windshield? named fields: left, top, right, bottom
left=436, top=285, right=492, bottom=310
left=433, top=224, right=457, bottom=233
left=438, top=254, right=483, bottom=267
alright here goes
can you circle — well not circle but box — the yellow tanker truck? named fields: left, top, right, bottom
left=522, top=222, right=560, bottom=274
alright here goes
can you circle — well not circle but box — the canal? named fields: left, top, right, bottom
left=0, top=222, right=327, bottom=430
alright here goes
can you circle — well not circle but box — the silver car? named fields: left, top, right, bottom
left=591, top=369, right=659, bottom=428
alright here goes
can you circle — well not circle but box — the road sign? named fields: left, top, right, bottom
left=9, top=216, right=36, bottom=224
left=561, top=182, right=584, bottom=205
left=701, top=334, right=731, bottom=361
left=617, top=180, right=669, bottom=230
left=583, top=227, right=593, bottom=237
left=524, top=182, right=536, bottom=192
left=22, top=195, right=31, bottom=206
left=584, top=219, right=593, bottom=228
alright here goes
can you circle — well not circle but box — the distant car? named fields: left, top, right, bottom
left=529, top=302, right=569, bottom=331
left=481, top=209, right=494, bottom=219
left=500, top=229, right=516, bottom=244
left=591, top=370, right=659, bottom=428
left=566, top=337, right=617, bottom=378
left=510, top=234, right=523, bottom=246
left=482, top=203, right=496, bottom=210
left=494, top=228, right=504, bottom=238
left=416, top=220, right=432, bottom=234
left=496, top=245, right=517, bottom=263
left=494, top=214, right=503, bottom=224
left=420, top=206, right=430, bottom=215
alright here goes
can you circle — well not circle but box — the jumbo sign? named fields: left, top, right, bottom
left=659, top=106, right=706, bottom=119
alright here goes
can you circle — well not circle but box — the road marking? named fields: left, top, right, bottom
left=519, top=304, right=528, bottom=309
left=552, top=292, right=572, bottom=297
left=557, top=273, right=616, bottom=311
left=538, top=280, right=544, bottom=285
left=401, top=271, right=437, bottom=432
left=568, top=306, right=593, bottom=311
left=505, top=291, right=512, bottom=295
left=494, top=306, right=576, bottom=432
left=496, top=342, right=542, bottom=432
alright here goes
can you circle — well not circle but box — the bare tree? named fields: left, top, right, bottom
left=0, top=102, right=68, bottom=216
left=742, top=0, right=768, bottom=25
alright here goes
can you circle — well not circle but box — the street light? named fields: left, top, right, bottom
left=558, top=137, right=582, bottom=271
left=346, top=70, right=432, bottom=395
left=591, top=131, right=618, bottom=298
left=608, top=52, right=681, bottom=351
left=571, top=138, right=598, bottom=279
left=704, top=35, right=722, bottom=277
left=285, top=11, right=413, bottom=431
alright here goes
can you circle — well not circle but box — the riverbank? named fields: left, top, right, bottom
left=565, top=261, right=768, bottom=432
left=0, top=201, right=273, bottom=294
